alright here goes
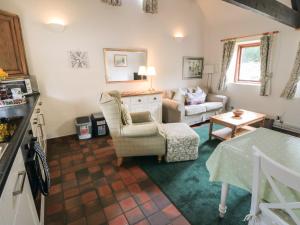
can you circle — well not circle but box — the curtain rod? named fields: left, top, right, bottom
left=221, top=31, right=279, bottom=42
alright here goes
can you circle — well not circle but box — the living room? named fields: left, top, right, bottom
left=0, top=0, right=299, bottom=225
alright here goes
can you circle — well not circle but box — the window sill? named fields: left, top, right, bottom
left=229, top=82, right=261, bottom=86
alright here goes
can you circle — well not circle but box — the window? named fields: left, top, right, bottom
left=235, top=42, right=261, bottom=83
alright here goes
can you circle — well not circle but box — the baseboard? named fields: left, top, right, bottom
left=273, top=121, right=300, bottom=134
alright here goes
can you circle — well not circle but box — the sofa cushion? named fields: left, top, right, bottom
left=201, top=102, right=223, bottom=112
left=185, top=104, right=207, bottom=116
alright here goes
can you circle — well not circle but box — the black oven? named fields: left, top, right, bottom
left=21, top=124, right=50, bottom=220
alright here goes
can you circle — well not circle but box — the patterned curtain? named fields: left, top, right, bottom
left=102, top=0, right=121, bottom=6
left=143, top=0, right=158, bottom=14
left=217, top=40, right=236, bottom=92
left=260, top=34, right=274, bottom=96
left=281, top=42, right=300, bottom=99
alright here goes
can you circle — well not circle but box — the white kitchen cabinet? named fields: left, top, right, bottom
left=0, top=150, right=39, bottom=225
left=122, top=93, right=162, bottom=123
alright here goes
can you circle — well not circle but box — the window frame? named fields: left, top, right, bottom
left=234, top=42, right=261, bottom=84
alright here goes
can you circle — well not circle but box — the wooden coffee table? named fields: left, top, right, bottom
left=209, top=110, right=266, bottom=141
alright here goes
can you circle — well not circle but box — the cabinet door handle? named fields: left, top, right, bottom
left=38, top=124, right=44, bottom=140
left=40, top=114, right=46, bottom=125
left=13, top=171, right=26, bottom=196
left=138, top=99, right=142, bottom=102
left=36, top=109, right=41, bottom=113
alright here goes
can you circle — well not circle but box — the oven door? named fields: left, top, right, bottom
left=25, top=140, right=50, bottom=220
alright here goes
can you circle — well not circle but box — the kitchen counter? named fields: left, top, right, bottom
left=0, top=93, right=40, bottom=197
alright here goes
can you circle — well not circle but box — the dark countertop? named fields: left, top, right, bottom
left=0, top=93, right=40, bottom=197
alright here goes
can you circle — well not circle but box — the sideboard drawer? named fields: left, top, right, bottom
left=122, top=97, right=131, bottom=106
left=147, top=94, right=161, bottom=104
left=131, top=96, right=147, bottom=105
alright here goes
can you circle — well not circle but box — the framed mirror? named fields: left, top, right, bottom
left=104, top=48, right=148, bottom=83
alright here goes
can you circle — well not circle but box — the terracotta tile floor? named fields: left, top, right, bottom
left=46, top=135, right=190, bottom=225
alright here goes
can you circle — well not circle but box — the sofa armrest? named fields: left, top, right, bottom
left=162, top=98, right=185, bottom=123
left=207, top=94, right=228, bottom=111
left=130, top=111, right=153, bottom=123
left=121, top=123, right=158, bottom=137
left=162, top=98, right=184, bottom=112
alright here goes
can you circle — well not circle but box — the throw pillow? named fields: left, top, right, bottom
left=121, top=104, right=132, bottom=125
left=173, top=88, right=188, bottom=102
left=164, top=90, right=175, bottom=99
left=186, top=89, right=207, bottom=105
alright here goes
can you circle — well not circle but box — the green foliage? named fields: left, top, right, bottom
left=241, top=46, right=260, bottom=63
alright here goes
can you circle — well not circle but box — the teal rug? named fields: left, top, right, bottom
left=138, top=124, right=251, bottom=225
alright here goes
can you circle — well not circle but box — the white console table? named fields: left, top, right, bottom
left=121, top=91, right=163, bottom=123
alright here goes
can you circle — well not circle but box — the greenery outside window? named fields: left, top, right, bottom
left=234, top=42, right=261, bottom=83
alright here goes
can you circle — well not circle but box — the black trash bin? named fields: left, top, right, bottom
left=91, top=112, right=109, bottom=137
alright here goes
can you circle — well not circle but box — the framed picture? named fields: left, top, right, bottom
left=182, top=57, right=204, bottom=79
left=114, top=54, right=128, bottom=67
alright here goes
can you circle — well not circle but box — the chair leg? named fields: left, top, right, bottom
left=158, top=156, right=162, bottom=163
left=117, top=157, right=123, bottom=167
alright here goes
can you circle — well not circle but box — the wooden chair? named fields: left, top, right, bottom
left=247, top=146, right=300, bottom=225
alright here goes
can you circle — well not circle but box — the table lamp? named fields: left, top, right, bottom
left=146, top=66, right=156, bottom=91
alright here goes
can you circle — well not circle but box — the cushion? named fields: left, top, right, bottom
left=121, top=104, right=132, bottom=125
left=163, top=90, right=175, bottom=99
left=201, top=102, right=223, bottom=112
left=185, top=104, right=207, bottom=116
left=186, top=89, right=207, bottom=105
left=173, top=88, right=188, bottom=102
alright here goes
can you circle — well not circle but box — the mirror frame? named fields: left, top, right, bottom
left=103, top=48, right=148, bottom=83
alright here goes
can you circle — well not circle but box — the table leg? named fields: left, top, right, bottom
left=209, top=121, right=213, bottom=140
left=219, top=183, right=229, bottom=218
left=231, top=127, right=237, bottom=138
left=260, top=118, right=265, bottom=127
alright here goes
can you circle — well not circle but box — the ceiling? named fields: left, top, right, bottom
left=196, top=0, right=294, bottom=27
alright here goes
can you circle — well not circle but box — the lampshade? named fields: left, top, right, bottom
left=147, top=66, right=156, bottom=76
left=138, top=66, right=147, bottom=75
left=203, top=65, right=215, bottom=74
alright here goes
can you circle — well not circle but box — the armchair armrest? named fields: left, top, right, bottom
left=121, top=122, right=158, bottom=137
left=130, top=111, right=153, bottom=123
left=207, top=94, right=228, bottom=111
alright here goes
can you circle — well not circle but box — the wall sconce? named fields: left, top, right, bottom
left=173, top=32, right=185, bottom=42
left=46, top=18, right=66, bottom=32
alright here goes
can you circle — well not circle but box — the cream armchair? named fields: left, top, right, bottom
left=99, top=91, right=166, bottom=166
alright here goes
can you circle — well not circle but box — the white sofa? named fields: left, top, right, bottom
left=162, top=87, right=228, bottom=126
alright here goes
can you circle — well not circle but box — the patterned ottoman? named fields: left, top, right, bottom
left=162, top=123, right=200, bottom=162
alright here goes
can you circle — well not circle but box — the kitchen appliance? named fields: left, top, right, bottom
left=0, top=79, right=33, bottom=96
left=21, top=123, right=50, bottom=223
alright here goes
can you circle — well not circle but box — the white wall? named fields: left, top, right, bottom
left=198, top=0, right=300, bottom=129
left=0, top=0, right=205, bottom=138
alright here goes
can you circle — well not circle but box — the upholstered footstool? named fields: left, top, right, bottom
left=162, top=123, right=200, bottom=162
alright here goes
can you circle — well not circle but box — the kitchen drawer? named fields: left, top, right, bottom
left=147, top=94, right=161, bottom=104
left=131, top=96, right=147, bottom=105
